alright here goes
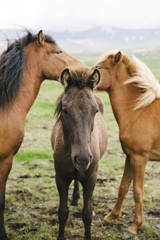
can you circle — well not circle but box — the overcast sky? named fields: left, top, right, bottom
left=0, top=0, right=160, bottom=32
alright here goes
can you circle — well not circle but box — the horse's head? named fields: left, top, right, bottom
left=24, top=30, right=84, bottom=81
left=93, top=51, right=123, bottom=91
left=59, top=67, right=100, bottom=171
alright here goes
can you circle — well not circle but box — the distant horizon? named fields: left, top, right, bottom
left=0, top=26, right=159, bottom=56
left=0, top=25, right=160, bottom=33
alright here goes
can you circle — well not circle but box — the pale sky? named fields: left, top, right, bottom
left=0, top=0, right=160, bottom=32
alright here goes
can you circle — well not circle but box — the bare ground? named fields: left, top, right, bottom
left=5, top=156, right=160, bottom=240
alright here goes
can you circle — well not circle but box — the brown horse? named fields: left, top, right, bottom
left=0, top=30, right=83, bottom=240
left=94, top=50, right=160, bottom=235
left=51, top=67, right=108, bottom=240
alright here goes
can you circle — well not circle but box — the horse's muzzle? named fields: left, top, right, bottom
left=72, top=153, right=93, bottom=171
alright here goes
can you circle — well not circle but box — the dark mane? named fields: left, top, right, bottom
left=0, top=31, right=57, bottom=108
left=54, top=93, right=64, bottom=118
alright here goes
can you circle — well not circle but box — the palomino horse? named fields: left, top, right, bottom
left=0, top=30, right=82, bottom=240
left=94, top=50, right=160, bottom=235
left=51, top=67, right=108, bottom=240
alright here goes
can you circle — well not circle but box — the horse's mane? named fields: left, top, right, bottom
left=0, top=31, right=56, bottom=108
left=123, top=54, right=160, bottom=110
left=99, top=50, right=160, bottom=110
left=54, top=93, right=64, bottom=118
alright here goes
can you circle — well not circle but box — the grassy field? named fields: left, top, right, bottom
left=5, top=55, right=160, bottom=240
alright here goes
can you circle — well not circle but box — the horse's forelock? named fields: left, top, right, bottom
left=65, top=69, right=91, bottom=90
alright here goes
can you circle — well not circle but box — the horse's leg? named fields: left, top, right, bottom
left=127, top=154, right=147, bottom=235
left=0, top=155, right=13, bottom=240
left=104, top=155, right=133, bottom=223
left=55, top=173, right=70, bottom=240
left=70, top=180, right=80, bottom=206
left=81, top=173, right=97, bottom=240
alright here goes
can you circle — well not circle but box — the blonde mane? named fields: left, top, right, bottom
left=98, top=50, right=160, bottom=110
left=123, top=54, right=160, bottom=110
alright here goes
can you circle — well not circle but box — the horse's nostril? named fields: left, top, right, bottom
left=89, top=154, right=93, bottom=162
left=74, top=156, right=79, bottom=165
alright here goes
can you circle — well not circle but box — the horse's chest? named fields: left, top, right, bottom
left=54, top=153, right=74, bottom=171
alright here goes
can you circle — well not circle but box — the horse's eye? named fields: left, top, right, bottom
left=95, top=65, right=101, bottom=70
left=56, top=50, right=62, bottom=54
left=93, top=106, right=99, bottom=115
left=62, top=107, right=68, bottom=114
left=96, top=107, right=99, bottom=113
left=94, top=106, right=99, bottom=113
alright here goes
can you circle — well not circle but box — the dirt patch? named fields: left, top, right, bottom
left=5, top=159, right=160, bottom=240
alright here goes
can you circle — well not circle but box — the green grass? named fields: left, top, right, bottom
left=15, top=150, right=52, bottom=162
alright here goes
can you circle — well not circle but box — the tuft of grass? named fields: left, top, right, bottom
left=14, top=151, right=52, bottom=162
left=146, top=226, right=157, bottom=235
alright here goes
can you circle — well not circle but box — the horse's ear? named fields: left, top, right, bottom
left=38, top=30, right=45, bottom=46
left=89, top=68, right=101, bottom=89
left=60, top=68, right=70, bottom=88
left=114, top=51, right=122, bottom=64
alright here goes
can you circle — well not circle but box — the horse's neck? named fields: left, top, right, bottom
left=13, top=65, right=43, bottom=119
left=109, top=77, right=138, bottom=126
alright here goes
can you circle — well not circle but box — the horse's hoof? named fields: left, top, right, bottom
left=104, top=214, right=114, bottom=223
left=127, top=224, right=139, bottom=235
left=104, top=211, right=121, bottom=223
left=70, top=200, right=78, bottom=207
left=69, top=205, right=77, bottom=210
